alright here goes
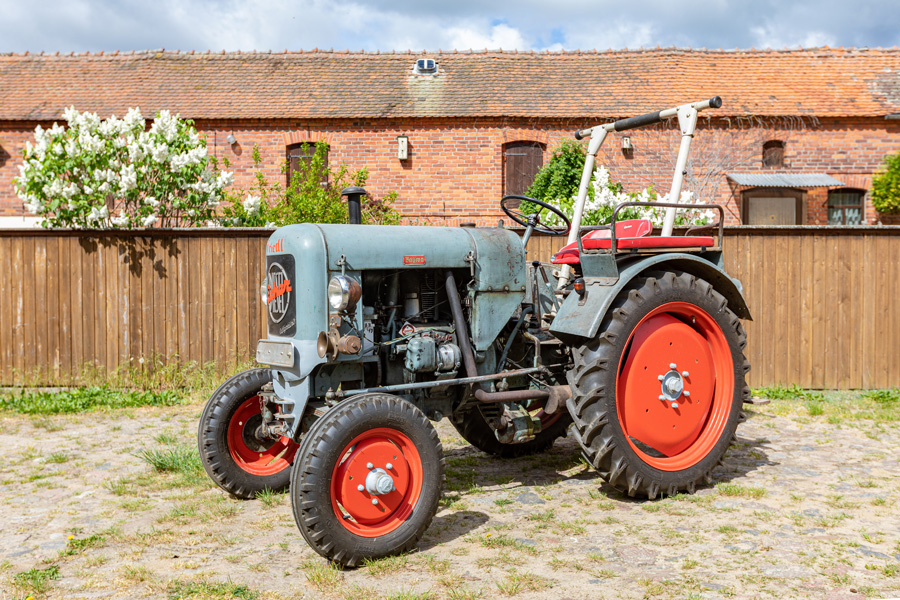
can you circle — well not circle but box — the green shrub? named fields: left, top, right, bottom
left=220, top=142, right=401, bottom=227
left=863, top=389, right=900, bottom=404
left=871, top=151, right=900, bottom=214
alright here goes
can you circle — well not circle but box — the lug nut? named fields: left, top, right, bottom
left=659, top=395, right=665, bottom=401
left=371, top=498, right=378, bottom=505
left=357, top=484, right=364, bottom=492
left=682, top=371, right=690, bottom=377
left=683, top=391, right=691, bottom=397
left=671, top=402, right=679, bottom=409
left=366, top=462, right=374, bottom=469
left=669, top=363, right=677, bottom=370
left=658, top=374, right=665, bottom=381
left=386, top=463, right=393, bottom=470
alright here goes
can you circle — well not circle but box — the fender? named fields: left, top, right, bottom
left=548, top=252, right=752, bottom=345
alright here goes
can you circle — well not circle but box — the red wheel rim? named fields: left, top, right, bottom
left=616, top=301, right=734, bottom=472
left=330, top=428, right=424, bottom=538
left=226, top=396, right=298, bottom=476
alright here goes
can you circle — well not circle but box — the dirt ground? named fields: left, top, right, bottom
left=1, top=400, right=899, bottom=600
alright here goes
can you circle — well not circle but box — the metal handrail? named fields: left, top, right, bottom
left=576, top=202, right=725, bottom=256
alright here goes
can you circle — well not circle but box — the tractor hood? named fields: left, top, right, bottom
left=263, top=224, right=527, bottom=376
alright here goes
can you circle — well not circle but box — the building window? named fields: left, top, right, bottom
left=503, top=141, right=545, bottom=196
left=762, top=140, right=785, bottom=168
left=741, top=187, right=805, bottom=225
left=287, top=143, right=328, bottom=187
left=827, top=189, right=865, bottom=225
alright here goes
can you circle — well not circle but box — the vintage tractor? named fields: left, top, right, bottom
left=198, top=97, right=751, bottom=566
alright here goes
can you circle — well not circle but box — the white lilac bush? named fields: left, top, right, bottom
left=14, top=107, right=233, bottom=228
left=541, top=165, right=717, bottom=228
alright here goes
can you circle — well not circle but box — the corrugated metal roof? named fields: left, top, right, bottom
left=727, top=173, right=845, bottom=187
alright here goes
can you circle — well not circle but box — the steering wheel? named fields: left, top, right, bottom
left=500, top=195, right=571, bottom=236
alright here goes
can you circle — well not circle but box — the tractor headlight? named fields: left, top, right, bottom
left=260, top=278, right=268, bottom=305
left=328, top=275, right=361, bottom=312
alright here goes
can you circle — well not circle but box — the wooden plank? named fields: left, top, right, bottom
left=224, top=237, right=237, bottom=367
left=55, top=236, right=70, bottom=384
left=236, top=236, right=249, bottom=360
left=0, top=238, right=10, bottom=384
left=188, top=237, right=201, bottom=363
left=151, top=237, right=165, bottom=364
left=70, top=236, right=84, bottom=384
left=213, top=237, right=226, bottom=365
left=11, top=237, right=25, bottom=384
left=200, top=236, right=213, bottom=364
left=177, top=236, right=190, bottom=363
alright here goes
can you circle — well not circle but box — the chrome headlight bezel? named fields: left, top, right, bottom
left=327, top=275, right=361, bottom=312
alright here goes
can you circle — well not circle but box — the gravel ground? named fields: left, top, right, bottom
left=1, top=399, right=899, bottom=600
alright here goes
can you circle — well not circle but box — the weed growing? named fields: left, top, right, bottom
left=13, top=564, right=60, bottom=594
left=167, top=578, right=259, bottom=600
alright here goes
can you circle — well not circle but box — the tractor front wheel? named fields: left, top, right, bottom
left=198, top=368, right=299, bottom=499
left=567, top=271, right=750, bottom=499
left=290, top=393, right=443, bottom=566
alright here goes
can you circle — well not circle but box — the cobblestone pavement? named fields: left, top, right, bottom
left=1, top=401, right=898, bottom=599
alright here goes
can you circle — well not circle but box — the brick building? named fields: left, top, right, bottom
left=1, top=47, right=899, bottom=227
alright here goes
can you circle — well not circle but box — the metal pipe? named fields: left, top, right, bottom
left=444, top=269, right=549, bottom=405
left=475, top=388, right=550, bottom=404
left=338, top=366, right=546, bottom=397
left=444, top=270, right=479, bottom=379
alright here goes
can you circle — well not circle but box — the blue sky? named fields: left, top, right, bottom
left=1, top=0, right=898, bottom=53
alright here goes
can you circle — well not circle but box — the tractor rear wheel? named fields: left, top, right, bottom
left=567, top=271, right=750, bottom=499
left=198, top=368, right=299, bottom=499
left=290, top=393, right=443, bottom=567
left=452, top=402, right=571, bottom=458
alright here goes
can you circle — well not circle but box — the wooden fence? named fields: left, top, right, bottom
left=0, top=227, right=898, bottom=389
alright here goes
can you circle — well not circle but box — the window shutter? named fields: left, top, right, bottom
left=504, top=142, right=544, bottom=196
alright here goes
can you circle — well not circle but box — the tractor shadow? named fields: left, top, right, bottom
left=440, top=416, right=775, bottom=506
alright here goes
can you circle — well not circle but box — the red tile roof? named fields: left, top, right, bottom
left=1, top=47, right=899, bottom=121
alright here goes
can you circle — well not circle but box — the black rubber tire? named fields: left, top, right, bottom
left=290, top=393, right=444, bottom=567
left=451, top=404, right=571, bottom=458
left=198, top=368, right=294, bottom=499
left=567, top=271, right=751, bottom=499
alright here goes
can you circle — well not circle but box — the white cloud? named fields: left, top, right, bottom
left=446, top=23, right=528, bottom=51
left=0, top=0, right=895, bottom=53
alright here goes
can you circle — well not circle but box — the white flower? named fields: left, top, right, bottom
left=242, top=194, right=261, bottom=215
left=144, top=196, right=159, bottom=208
left=215, top=171, right=234, bottom=188
left=141, top=213, right=158, bottom=227
left=87, top=205, right=109, bottom=223
left=110, top=213, right=129, bottom=227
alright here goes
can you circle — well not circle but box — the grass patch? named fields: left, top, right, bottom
left=13, top=565, right=60, bottom=595
left=496, top=570, right=552, bottom=595
left=255, top=488, right=285, bottom=508
left=136, top=445, right=203, bottom=477
left=863, top=389, right=900, bottom=404
left=167, top=579, right=259, bottom=599
left=361, top=553, right=409, bottom=576
left=476, top=534, right=538, bottom=555
left=716, top=482, right=767, bottom=498
left=302, top=559, right=343, bottom=591
left=0, top=386, right=184, bottom=415
left=46, top=452, right=70, bottom=464
left=60, top=533, right=106, bottom=556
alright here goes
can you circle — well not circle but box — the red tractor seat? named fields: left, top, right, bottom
left=551, top=219, right=715, bottom=265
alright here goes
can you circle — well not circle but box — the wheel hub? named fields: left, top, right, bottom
left=365, top=468, right=395, bottom=495
left=660, top=368, right=684, bottom=402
